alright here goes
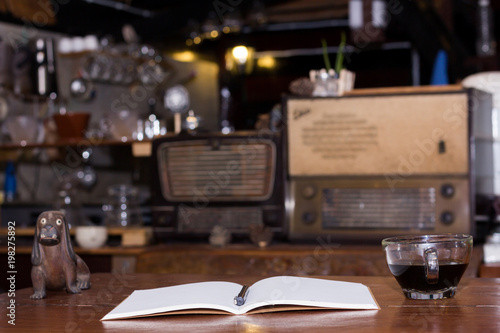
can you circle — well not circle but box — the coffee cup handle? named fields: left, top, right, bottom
left=424, top=248, right=439, bottom=284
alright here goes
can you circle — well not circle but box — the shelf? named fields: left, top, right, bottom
left=0, top=89, right=50, bottom=103
left=0, top=138, right=145, bottom=149
left=0, top=226, right=154, bottom=247
left=0, top=139, right=154, bottom=157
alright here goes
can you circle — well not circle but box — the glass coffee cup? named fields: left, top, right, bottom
left=382, top=234, right=473, bottom=300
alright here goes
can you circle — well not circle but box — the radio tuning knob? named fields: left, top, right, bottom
left=441, top=184, right=455, bottom=198
left=440, top=211, right=455, bottom=225
left=302, top=185, right=317, bottom=199
left=302, top=211, right=317, bottom=225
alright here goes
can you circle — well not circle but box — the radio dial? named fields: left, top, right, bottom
left=302, top=211, right=317, bottom=225
left=302, top=185, right=317, bottom=199
left=440, top=211, right=455, bottom=225
left=440, top=184, right=455, bottom=198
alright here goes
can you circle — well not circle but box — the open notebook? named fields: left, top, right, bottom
left=102, top=276, right=379, bottom=320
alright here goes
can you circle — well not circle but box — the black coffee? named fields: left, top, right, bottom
left=388, top=261, right=468, bottom=291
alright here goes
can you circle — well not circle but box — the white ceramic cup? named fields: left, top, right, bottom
left=74, top=226, right=108, bottom=249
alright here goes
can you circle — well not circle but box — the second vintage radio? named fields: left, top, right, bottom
left=284, top=87, right=487, bottom=241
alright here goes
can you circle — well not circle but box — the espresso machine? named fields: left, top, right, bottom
left=462, top=72, right=500, bottom=241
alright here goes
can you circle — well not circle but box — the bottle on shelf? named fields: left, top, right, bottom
left=477, top=0, right=497, bottom=56
left=144, top=97, right=166, bottom=139
left=3, top=160, right=17, bottom=202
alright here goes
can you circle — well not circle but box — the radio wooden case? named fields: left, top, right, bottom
left=285, top=87, right=483, bottom=241
left=151, top=131, right=285, bottom=240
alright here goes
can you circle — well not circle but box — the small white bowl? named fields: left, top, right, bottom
left=74, top=226, right=108, bottom=249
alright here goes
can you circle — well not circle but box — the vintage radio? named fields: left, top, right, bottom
left=151, top=131, right=285, bottom=240
left=284, top=87, right=485, bottom=241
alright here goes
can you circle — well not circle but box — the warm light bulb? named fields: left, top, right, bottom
left=232, top=45, right=249, bottom=65
left=171, top=51, right=196, bottom=62
left=257, top=56, right=276, bottom=69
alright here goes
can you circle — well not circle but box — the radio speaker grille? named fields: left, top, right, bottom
left=321, top=188, right=436, bottom=229
left=158, top=139, right=276, bottom=202
left=178, top=207, right=263, bottom=233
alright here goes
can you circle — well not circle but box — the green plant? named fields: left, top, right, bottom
left=321, top=31, right=346, bottom=75
left=335, top=31, right=346, bottom=74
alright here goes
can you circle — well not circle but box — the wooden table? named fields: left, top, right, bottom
left=2, top=243, right=485, bottom=293
left=2, top=273, right=500, bottom=332
left=480, top=263, right=500, bottom=278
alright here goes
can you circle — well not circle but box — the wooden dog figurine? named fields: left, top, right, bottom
left=31, top=210, right=91, bottom=299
